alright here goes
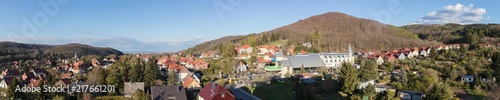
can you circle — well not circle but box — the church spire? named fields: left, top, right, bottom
left=348, top=44, right=353, bottom=56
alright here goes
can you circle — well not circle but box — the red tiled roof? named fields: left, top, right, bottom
left=62, top=73, right=73, bottom=79
left=300, top=50, right=307, bottom=55
left=169, top=63, right=179, bottom=70
left=240, top=45, right=251, bottom=49
left=198, top=82, right=235, bottom=100
left=182, top=76, right=195, bottom=88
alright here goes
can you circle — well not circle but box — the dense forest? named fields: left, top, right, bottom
left=401, top=23, right=500, bottom=44
left=0, top=41, right=123, bottom=63
left=185, top=12, right=439, bottom=54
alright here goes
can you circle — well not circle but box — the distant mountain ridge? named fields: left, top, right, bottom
left=401, top=23, right=500, bottom=44
left=185, top=12, right=439, bottom=53
left=0, top=41, right=123, bottom=62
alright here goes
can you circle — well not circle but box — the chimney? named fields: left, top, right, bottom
left=211, top=83, right=216, bottom=92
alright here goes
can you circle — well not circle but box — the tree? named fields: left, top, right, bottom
left=300, top=63, right=306, bottom=73
left=426, top=83, right=454, bottom=100
left=492, top=52, right=500, bottom=79
left=88, top=65, right=107, bottom=85
left=339, top=62, right=359, bottom=96
left=144, top=57, right=159, bottom=87
left=362, top=84, right=376, bottom=99
left=430, top=47, right=439, bottom=60
left=134, top=90, right=150, bottom=100
left=383, top=89, right=397, bottom=100
left=35, top=79, right=46, bottom=100
left=167, top=72, right=179, bottom=86
left=261, top=34, right=269, bottom=44
left=131, top=58, right=144, bottom=82
left=465, top=32, right=480, bottom=44
left=7, top=78, right=21, bottom=99
left=106, top=63, right=123, bottom=95
left=360, top=60, right=378, bottom=82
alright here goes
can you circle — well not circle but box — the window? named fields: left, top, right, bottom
left=222, top=94, right=225, bottom=98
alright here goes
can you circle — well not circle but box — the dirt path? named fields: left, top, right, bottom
left=455, top=87, right=477, bottom=100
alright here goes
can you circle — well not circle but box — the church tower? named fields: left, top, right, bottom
left=348, top=44, right=353, bottom=57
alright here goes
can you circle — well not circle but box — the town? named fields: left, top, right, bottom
left=1, top=1, right=499, bottom=100
left=1, top=40, right=500, bottom=100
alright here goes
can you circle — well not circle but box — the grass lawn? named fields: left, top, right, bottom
left=252, top=82, right=294, bottom=100
left=463, top=86, right=487, bottom=100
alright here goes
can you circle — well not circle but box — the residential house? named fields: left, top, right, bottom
left=397, top=52, right=406, bottom=60
left=28, top=78, right=43, bottom=87
left=198, top=82, right=235, bottom=100
left=61, top=72, right=73, bottom=79
left=376, top=56, right=384, bottom=65
left=236, top=61, right=247, bottom=73
left=178, top=68, right=191, bottom=82
left=22, top=72, right=36, bottom=82
left=124, top=82, right=145, bottom=97
left=54, top=79, right=71, bottom=87
left=237, top=54, right=250, bottom=60
left=236, top=45, right=252, bottom=54
left=375, top=85, right=394, bottom=93
left=0, top=77, right=14, bottom=88
left=195, top=59, right=209, bottom=70
left=411, top=47, right=420, bottom=58
left=151, top=85, right=188, bottom=100
left=302, top=43, right=312, bottom=48
left=255, top=57, right=268, bottom=68
left=419, top=47, right=428, bottom=57
left=1, top=69, right=21, bottom=79
left=461, top=75, right=474, bottom=83
left=399, top=90, right=424, bottom=100
left=258, top=45, right=271, bottom=54
left=274, top=52, right=285, bottom=61
left=385, top=54, right=397, bottom=62
left=69, top=61, right=85, bottom=74
left=357, top=80, right=375, bottom=89
left=32, top=68, right=47, bottom=78
left=183, top=76, right=202, bottom=90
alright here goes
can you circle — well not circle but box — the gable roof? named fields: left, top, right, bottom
left=61, top=72, right=73, bottom=79
left=58, top=79, right=72, bottom=85
left=33, top=68, right=47, bottom=74
left=151, top=85, right=187, bottom=100
left=24, top=72, right=36, bottom=79
left=3, top=69, right=21, bottom=76
left=198, top=82, right=234, bottom=100
left=182, top=76, right=197, bottom=88
left=283, top=54, right=325, bottom=68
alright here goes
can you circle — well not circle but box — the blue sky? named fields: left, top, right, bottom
left=0, top=0, right=498, bottom=52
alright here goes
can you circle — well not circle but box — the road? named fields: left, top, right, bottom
left=230, top=84, right=262, bottom=100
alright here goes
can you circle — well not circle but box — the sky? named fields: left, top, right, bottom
left=0, top=0, right=498, bottom=52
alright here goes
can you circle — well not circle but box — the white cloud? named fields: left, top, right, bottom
left=414, top=3, right=487, bottom=24
left=2, top=36, right=203, bottom=52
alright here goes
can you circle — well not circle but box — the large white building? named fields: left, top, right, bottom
left=318, top=44, right=355, bottom=68
left=278, top=44, right=355, bottom=77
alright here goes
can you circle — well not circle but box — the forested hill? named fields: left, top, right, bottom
left=401, top=23, right=500, bottom=44
left=185, top=12, right=439, bottom=53
left=0, top=41, right=123, bottom=62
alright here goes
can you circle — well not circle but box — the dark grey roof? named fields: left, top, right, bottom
left=281, top=60, right=291, bottom=67
left=151, top=85, right=187, bottom=100
left=285, top=55, right=325, bottom=68
left=301, top=79, right=317, bottom=84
